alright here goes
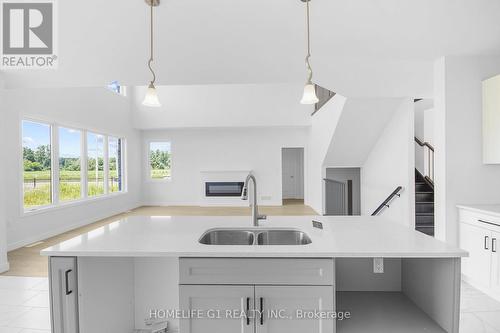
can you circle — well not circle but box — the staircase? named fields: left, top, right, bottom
left=415, top=169, right=434, bottom=236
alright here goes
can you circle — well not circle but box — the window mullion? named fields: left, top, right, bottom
left=103, top=135, right=109, bottom=194
left=82, top=130, right=88, bottom=198
left=52, top=125, right=59, bottom=205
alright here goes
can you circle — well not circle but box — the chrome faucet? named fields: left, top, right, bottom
left=241, top=173, right=267, bottom=226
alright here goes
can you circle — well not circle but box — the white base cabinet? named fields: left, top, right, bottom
left=179, top=258, right=335, bottom=333
left=179, top=285, right=254, bottom=333
left=459, top=206, right=500, bottom=300
left=49, top=257, right=79, bottom=333
left=255, top=286, right=334, bottom=333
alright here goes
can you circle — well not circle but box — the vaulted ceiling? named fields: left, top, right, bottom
left=3, top=0, right=500, bottom=97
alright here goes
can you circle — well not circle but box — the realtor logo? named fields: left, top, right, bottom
left=1, top=0, right=57, bottom=69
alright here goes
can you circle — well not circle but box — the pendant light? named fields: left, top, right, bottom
left=142, top=0, right=161, bottom=107
left=300, top=0, right=319, bottom=105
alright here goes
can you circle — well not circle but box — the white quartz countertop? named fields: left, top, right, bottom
left=457, top=204, right=500, bottom=218
left=41, top=215, right=467, bottom=258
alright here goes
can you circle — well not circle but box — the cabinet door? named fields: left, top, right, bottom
left=179, top=285, right=254, bottom=333
left=490, top=231, right=500, bottom=293
left=49, top=257, right=79, bottom=333
left=255, top=286, right=334, bottom=333
left=460, top=223, right=492, bottom=288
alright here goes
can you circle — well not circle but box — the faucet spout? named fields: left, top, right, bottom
left=241, top=173, right=266, bottom=227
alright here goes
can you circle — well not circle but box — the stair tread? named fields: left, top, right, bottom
left=416, top=212, right=434, bottom=216
left=416, top=191, right=434, bottom=194
left=416, top=201, right=434, bottom=204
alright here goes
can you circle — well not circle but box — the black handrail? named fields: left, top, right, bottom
left=414, top=137, right=434, bottom=152
left=371, top=186, right=404, bottom=216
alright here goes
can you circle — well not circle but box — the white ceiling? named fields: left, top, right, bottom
left=3, top=0, right=500, bottom=97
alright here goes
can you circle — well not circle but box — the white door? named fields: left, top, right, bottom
left=49, top=257, right=79, bottom=333
left=179, top=285, right=254, bottom=333
left=255, top=286, right=334, bottom=333
left=460, top=223, right=492, bottom=288
left=282, top=148, right=304, bottom=200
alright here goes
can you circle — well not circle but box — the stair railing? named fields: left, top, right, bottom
left=415, top=137, right=434, bottom=184
left=371, top=186, right=404, bottom=216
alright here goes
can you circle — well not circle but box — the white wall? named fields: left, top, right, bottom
left=0, top=86, right=10, bottom=272
left=415, top=107, right=425, bottom=174
left=414, top=99, right=434, bottom=176
left=361, top=98, right=415, bottom=225
left=324, top=98, right=406, bottom=168
left=2, top=87, right=142, bottom=250
left=132, top=84, right=311, bottom=129
left=305, top=95, right=347, bottom=214
left=141, top=127, right=308, bottom=206
left=434, top=56, right=500, bottom=244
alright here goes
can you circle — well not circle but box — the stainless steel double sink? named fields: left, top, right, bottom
left=199, top=228, right=312, bottom=246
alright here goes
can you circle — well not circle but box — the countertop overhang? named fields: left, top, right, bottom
left=40, top=215, right=467, bottom=258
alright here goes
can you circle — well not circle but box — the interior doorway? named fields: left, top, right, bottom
left=281, top=148, right=305, bottom=204
left=324, top=167, right=361, bottom=216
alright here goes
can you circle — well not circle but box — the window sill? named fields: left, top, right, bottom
left=21, top=191, right=128, bottom=218
left=146, top=178, right=172, bottom=183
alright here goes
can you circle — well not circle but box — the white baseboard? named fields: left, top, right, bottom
left=7, top=203, right=141, bottom=251
left=0, top=261, right=10, bottom=274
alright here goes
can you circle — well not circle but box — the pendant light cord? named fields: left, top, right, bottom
left=147, top=0, right=156, bottom=85
left=305, top=0, right=313, bottom=84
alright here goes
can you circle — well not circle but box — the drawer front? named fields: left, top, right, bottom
left=179, top=258, right=334, bottom=285
left=459, top=209, right=500, bottom=231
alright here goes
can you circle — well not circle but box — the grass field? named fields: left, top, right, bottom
left=151, top=169, right=171, bottom=179
left=24, top=182, right=120, bottom=208
left=24, top=170, right=119, bottom=182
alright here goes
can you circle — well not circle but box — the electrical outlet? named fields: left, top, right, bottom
left=373, top=258, right=384, bottom=274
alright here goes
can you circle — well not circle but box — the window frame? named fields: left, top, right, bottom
left=57, top=126, right=84, bottom=203
left=146, top=140, right=172, bottom=182
left=20, top=117, right=127, bottom=215
left=107, top=136, right=124, bottom=193
left=20, top=119, right=55, bottom=212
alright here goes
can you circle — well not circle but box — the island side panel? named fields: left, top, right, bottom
left=77, top=257, right=135, bottom=333
left=401, top=258, right=461, bottom=333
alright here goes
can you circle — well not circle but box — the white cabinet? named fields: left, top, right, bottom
left=459, top=206, right=500, bottom=300
left=49, top=257, right=79, bottom=333
left=179, top=258, right=335, bottom=333
left=180, top=285, right=254, bottom=333
left=460, top=222, right=492, bottom=288
left=483, top=75, right=500, bottom=164
left=255, top=286, right=334, bottom=333
left=490, top=231, right=500, bottom=293
left=179, top=285, right=334, bottom=333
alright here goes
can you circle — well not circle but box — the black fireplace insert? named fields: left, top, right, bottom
left=205, top=182, right=244, bottom=197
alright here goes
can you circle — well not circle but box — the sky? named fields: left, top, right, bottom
left=150, top=142, right=171, bottom=152
left=23, top=121, right=120, bottom=159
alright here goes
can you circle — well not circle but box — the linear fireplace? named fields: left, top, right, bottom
left=205, top=182, right=244, bottom=197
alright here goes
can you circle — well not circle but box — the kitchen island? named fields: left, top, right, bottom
left=41, top=215, right=467, bottom=333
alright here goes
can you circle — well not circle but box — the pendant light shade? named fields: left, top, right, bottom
left=142, top=0, right=161, bottom=107
left=143, top=82, right=161, bottom=107
left=301, top=83, right=319, bottom=105
left=300, top=0, right=318, bottom=105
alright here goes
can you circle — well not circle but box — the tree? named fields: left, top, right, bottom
left=150, top=149, right=171, bottom=170
left=23, top=147, right=35, bottom=162
left=34, top=145, right=51, bottom=170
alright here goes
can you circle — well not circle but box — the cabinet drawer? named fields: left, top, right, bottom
left=459, top=209, right=500, bottom=230
left=179, top=258, right=334, bottom=285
